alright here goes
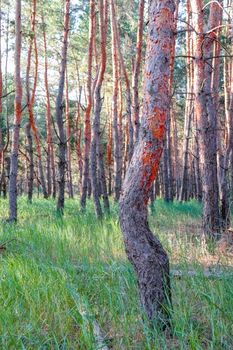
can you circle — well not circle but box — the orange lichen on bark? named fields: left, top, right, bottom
left=147, top=107, right=166, bottom=139
left=155, top=7, right=174, bottom=27
left=141, top=141, right=163, bottom=194
left=14, top=102, right=22, bottom=120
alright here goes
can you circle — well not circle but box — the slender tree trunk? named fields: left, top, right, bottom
left=179, top=0, right=193, bottom=201
left=80, top=0, right=95, bottom=209
left=106, top=116, right=112, bottom=196
left=132, top=0, right=144, bottom=144
left=65, top=68, right=73, bottom=198
left=26, top=0, right=48, bottom=200
left=165, top=114, right=173, bottom=201
left=110, top=0, right=122, bottom=202
left=1, top=4, right=9, bottom=198
left=191, top=0, right=221, bottom=237
left=42, top=14, right=56, bottom=199
left=221, top=4, right=233, bottom=226
left=56, top=0, right=70, bottom=213
left=8, top=0, right=22, bottom=222
left=171, top=111, right=179, bottom=198
left=75, top=98, right=83, bottom=194
left=114, top=10, right=134, bottom=162
left=25, top=123, right=34, bottom=202
left=91, top=0, right=109, bottom=218
left=120, top=0, right=175, bottom=326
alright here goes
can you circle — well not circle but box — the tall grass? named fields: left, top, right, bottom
left=0, top=197, right=232, bottom=349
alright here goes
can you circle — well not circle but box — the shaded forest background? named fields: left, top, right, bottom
left=0, top=0, right=232, bottom=236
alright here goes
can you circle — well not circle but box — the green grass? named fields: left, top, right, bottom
left=0, top=197, right=232, bottom=349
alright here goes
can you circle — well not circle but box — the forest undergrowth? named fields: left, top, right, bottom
left=0, top=197, right=232, bottom=349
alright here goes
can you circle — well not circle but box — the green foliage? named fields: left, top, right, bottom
left=0, top=198, right=232, bottom=349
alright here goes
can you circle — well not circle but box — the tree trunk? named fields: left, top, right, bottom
left=179, top=0, right=193, bottom=201
left=132, top=0, right=144, bottom=144
left=191, top=0, right=221, bottom=237
left=65, top=68, right=74, bottom=198
left=91, top=0, right=109, bottom=218
left=8, top=0, right=22, bottom=222
left=1, top=4, right=10, bottom=198
left=75, top=100, right=83, bottom=194
left=26, top=0, right=48, bottom=200
left=80, top=0, right=95, bottom=210
left=42, top=14, right=56, bottom=199
left=114, top=10, right=134, bottom=163
left=110, top=0, right=122, bottom=202
left=25, top=123, right=34, bottom=203
left=56, top=0, right=70, bottom=213
left=106, top=117, right=112, bottom=196
left=120, top=0, right=175, bottom=326
left=221, top=4, right=232, bottom=227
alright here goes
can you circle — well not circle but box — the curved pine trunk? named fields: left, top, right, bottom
left=120, top=0, right=175, bottom=326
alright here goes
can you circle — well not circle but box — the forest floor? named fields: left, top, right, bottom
left=0, top=197, right=233, bottom=349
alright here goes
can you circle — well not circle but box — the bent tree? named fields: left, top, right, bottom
left=119, top=0, right=175, bottom=326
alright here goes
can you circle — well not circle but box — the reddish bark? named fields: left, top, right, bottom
left=110, top=0, right=122, bottom=202
left=120, top=0, right=175, bottom=325
left=26, top=0, right=48, bottom=200
left=191, top=0, right=221, bottom=236
left=80, top=0, right=95, bottom=209
left=179, top=0, right=192, bottom=201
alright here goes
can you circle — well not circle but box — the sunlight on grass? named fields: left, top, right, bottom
left=0, top=197, right=232, bottom=349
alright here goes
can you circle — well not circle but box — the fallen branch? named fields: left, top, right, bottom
left=93, top=320, right=110, bottom=350
left=0, top=238, right=17, bottom=250
left=171, top=269, right=233, bottom=279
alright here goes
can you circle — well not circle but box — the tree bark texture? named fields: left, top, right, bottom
left=120, top=0, right=175, bottom=326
